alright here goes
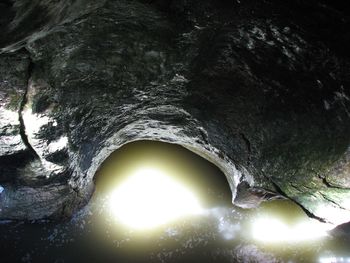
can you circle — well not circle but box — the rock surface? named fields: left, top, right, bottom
left=0, top=0, right=349, bottom=225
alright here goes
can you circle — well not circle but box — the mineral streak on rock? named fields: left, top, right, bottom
left=0, top=0, right=349, bottom=225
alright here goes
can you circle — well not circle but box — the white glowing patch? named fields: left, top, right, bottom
left=252, top=217, right=333, bottom=243
left=23, top=109, right=52, bottom=137
left=22, top=108, right=65, bottom=174
left=315, top=204, right=350, bottom=226
left=48, top=136, right=68, bottom=152
left=108, top=167, right=202, bottom=229
left=0, top=109, right=19, bottom=123
left=319, top=257, right=350, bottom=263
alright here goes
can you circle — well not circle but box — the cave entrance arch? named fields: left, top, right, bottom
left=93, top=140, right=233, bottom=212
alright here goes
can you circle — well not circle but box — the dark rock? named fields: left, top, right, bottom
left=0, top=0, right=349, bottom=225
left=234, top=182, right=285, bottom=209
left=330, top=221, right=350, bottom=242
left=0, top=0, right=106, bottom=53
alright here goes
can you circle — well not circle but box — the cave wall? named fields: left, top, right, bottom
left=0, top=0, right=350, bottom=225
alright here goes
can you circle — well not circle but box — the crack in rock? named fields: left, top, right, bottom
left=270, top=180, right=328, bottom=223
left=18, top=56, right=38, bottom=158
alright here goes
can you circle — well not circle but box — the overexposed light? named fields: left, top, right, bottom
left=252, top=217, right=333, bottom=243
left=0, top=109, right=19, bottom=124
left=108, top=167, right=202, bottom=230
left=319, top=257, right=350, bottom=263
left=315, top=204, right=350, bottom=226
left=23, top=108, right=53, bottom=137
left=22, top=107, right=65, bottom=174
left=48, top=136, right=68, bottom=152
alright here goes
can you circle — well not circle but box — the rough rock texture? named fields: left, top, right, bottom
left=0, top=51, right=29, bottom=157
left=0, top=0, right=350, bottom=225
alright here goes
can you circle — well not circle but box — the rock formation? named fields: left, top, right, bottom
left=0, top=0, right=349, bottom=225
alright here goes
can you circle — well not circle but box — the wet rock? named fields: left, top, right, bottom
left=0, top=0, right=349, bottom=225
left=0, top=51, right=35, bottom=184
left=234, top=182, right=285, bottom=209
left=330, top=221, right=350, bottom=241
left=0, top=0, right=106, bottom=53
left=0, top=51, right=29, bottom=157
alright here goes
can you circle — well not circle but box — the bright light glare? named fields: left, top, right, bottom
left=319, top=257, right=350, bottom=263
left=108, top=167, right=202, bottom=230
left=252, top=217, right=333, bottom=243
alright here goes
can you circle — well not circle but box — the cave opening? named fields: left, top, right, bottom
left=91, top=140, right=233, bottom=230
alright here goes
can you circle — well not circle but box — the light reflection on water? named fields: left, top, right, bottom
left=0, top=141, right=349, bottom=263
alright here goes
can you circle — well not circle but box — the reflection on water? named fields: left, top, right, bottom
left=0, top=141, right=349, bottom=263
left=251, top=201, right=333, bottom=243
